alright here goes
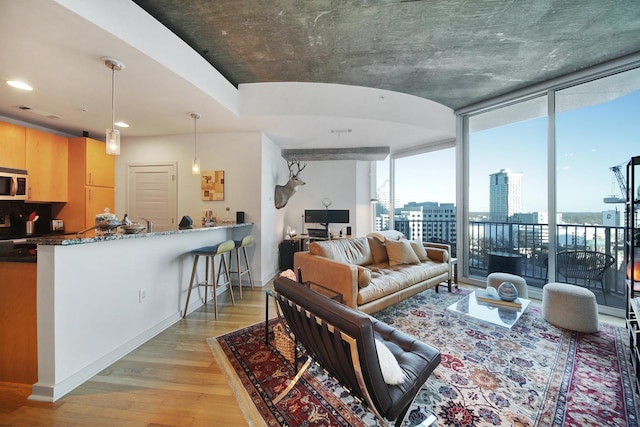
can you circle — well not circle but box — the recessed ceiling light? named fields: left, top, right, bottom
left=115, top=122, right=129, bottom=128
left=7, top=80, right=33, bottom=91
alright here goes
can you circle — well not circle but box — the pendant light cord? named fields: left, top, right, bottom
left=111, top=64, right=116, bottom=132
left=193, top=114, right=197, bottom=157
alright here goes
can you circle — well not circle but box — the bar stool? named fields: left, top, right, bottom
left=230, top=235, right=255, bottom=299
left=183, top=239, right=235, bottom=319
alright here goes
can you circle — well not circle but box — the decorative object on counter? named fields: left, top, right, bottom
left=218, top=207, right=235, bottom=224
left=92, top=208, right=120, bottom=235
left=121, top=223, right=146, bottom=234
left=201, top=170, right=224, bottom=201
left=236, top=211, right=245, bottom=224
left=102, top=57, right=125, bottom=156
left=121, top=214, right=132, bottom=225
left=51, top=219, right=64, bottom=231
left=274, top=159, right=306, bottom=209
left=498, top=281, right=519, bottom=302
left=178, top=216, right=193, bottom=229
left=202, top=210, right=215, bottom=227
left=190, top=112, right=201, bottom=174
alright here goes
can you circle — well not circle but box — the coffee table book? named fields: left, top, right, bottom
left=475, top=289, right=522, bottom=308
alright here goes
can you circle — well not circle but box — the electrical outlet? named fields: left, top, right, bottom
left=139, top=289, right=148, bottom=303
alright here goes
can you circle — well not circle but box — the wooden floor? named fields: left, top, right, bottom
left=0, top=281, right=625, bottom=427
left=0, top=285, right=276, bottom=427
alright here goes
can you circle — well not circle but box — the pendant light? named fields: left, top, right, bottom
left=103, top=57, right=125, bottom=155
left=191, top=112, right=202, bottom=174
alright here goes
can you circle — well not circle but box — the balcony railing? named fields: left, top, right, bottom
left=393, top=219, right=626, bottom=308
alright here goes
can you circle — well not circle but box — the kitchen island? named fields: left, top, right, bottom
left=28, top=223, right=253, bottom=402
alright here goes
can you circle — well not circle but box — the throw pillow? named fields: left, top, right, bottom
left=375, top=339, right=406, bottom=385
left=357, top=266, right=372, bottom=288
left=409, top=240, right=430, bottom=262
left=367, top=236, right=389, bottom=263
left=386, top=239, right=420, bottom=266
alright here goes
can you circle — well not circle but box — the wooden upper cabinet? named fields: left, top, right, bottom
left=25, top=128, right=68, bottom=202
left=0, top=121, right=27, bottom=169
left=84, top=138, right=115, bottom=187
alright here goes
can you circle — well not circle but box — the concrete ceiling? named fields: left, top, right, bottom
left=132, top=0, right=640, bottom=110
left=0, top=0, right=639, bottom=156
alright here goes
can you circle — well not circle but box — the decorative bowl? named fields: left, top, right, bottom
left=96, top=219, right=122, bottom=231
left=121, top=223, right=146, bottom=234
left=498, top=281, right=518, bottom=302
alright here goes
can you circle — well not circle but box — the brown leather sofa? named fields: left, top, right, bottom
left=272, top=276, right=441, bottom=426
left=294, top=230, right=451, bottom=313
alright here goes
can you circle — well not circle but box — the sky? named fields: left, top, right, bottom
left=382, top=81, right=640, bottom=213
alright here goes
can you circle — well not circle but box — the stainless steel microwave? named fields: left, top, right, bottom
left=0, top=167, right=28, bottom=200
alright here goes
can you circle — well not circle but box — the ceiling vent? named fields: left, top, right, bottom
left=15, top=105, right=63, bottom=119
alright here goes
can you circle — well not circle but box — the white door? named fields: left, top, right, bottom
left=127, top=163, right=177, bottom=231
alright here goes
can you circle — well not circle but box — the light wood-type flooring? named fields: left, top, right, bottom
left=0, top=281, right=625, bottom=426
left=0, top=285, right=277, bottom=427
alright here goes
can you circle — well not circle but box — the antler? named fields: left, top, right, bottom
left=288, top=159, right=307, bottom=178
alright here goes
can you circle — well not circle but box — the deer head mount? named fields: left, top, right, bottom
left=274, top=159, right=307, bottom=209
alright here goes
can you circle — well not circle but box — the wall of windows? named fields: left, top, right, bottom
left=461, top=64, right=640, bottom=313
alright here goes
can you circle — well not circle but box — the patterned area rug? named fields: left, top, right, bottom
left=209, top=288, right=640, bottom=426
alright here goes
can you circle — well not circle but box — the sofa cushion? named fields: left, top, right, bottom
left=410, top=240, right=430, bottom=262
left=309, top=237, right=374, bottom=266
left=368, top=236, right=389, bottom=264
left=367, top=230, right=405, bottom=242
left=386, top=239, right=420, bottom=266
left=358, top=261, right=450, bottom=305
left=357, top=266, right=372, bottom=288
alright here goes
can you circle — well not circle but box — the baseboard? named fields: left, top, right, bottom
left=28, top=312, right=180, bottom=402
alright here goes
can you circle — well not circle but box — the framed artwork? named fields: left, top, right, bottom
left=201, top=170, right=224, bottom=200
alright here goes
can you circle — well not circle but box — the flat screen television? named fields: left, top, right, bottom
left=304, top=209, right=350, bottom=225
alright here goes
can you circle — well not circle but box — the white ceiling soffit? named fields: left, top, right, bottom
left=239, top=82, right=456, bottom=152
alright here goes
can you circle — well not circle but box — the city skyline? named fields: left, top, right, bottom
left=379, top=86, right=639, bottom=214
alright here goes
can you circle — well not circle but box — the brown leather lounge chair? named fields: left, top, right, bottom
left=272, top=276, right=441, bottom=426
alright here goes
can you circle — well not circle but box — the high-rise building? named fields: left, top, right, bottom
left=394, top=202, right=456, bottom=245
left=489, top=168, right=522, bottom=222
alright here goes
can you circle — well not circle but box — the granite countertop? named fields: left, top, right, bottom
left=29, top=222, right=253, bottom=246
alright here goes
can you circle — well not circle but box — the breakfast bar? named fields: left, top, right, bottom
left=28, top=223, right=253, bottom=402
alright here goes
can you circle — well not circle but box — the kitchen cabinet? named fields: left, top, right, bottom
left=0, top=121, right=26, bottom=169
left=0, top=262, right=37, bottom=385
left=54, top=137, right=114, bottom=233
left=25, top=128, right=68, bottom=202
left=82, top=137, right=115, bottom=187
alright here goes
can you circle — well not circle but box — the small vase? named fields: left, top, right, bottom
left=498, top=281, right=518, bottom=302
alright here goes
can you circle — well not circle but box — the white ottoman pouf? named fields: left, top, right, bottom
left=542, top=282, right=599, bottom=333
left=487, top=272, right=528, bottom=299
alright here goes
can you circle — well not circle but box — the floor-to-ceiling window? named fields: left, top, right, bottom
left=392, top=149, right=456, bottom=251
left=467, top=97, right=548, bottom=285
left=555, top=69, right=640, bottom=308
left=460, top=63, right=640, bottom=313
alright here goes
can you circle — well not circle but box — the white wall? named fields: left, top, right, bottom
left=113, top=133, right=375, bottom=284
left=281, top=160, right=374, bottom=238
left=114, top=131, right=274, bottom=284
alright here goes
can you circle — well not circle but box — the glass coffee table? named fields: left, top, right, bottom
left=447, top=290, right=531, bottom=328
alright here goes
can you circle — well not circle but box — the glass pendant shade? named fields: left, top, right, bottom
left=192, top=157, right=201, bottom=174
left=106, top=128, right=120, bottom=155
left=103, top=57, right=125, bottom=156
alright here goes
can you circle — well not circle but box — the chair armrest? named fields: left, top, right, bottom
left=294, top=251, right=358, bottom=308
